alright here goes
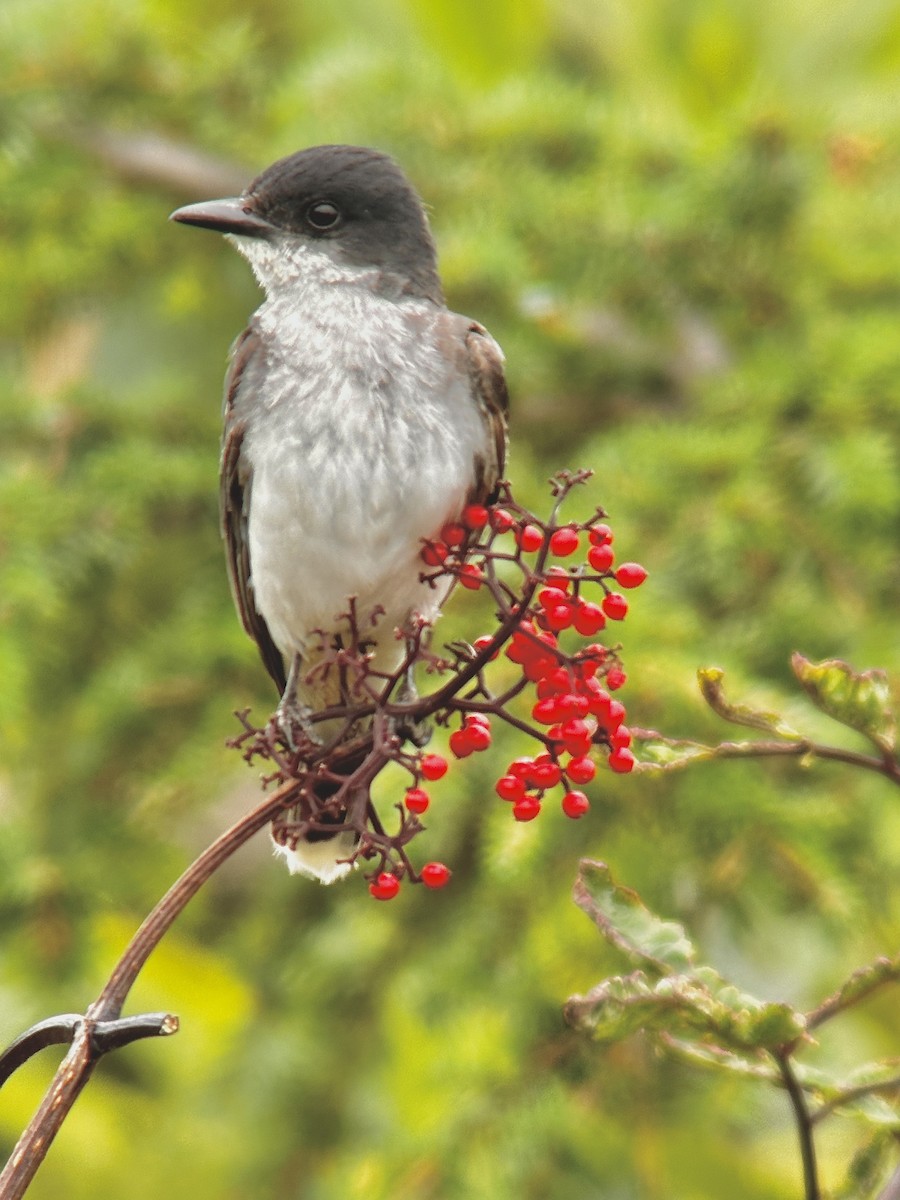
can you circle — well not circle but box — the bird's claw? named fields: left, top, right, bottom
left=272, top=696, right=322, bottom=753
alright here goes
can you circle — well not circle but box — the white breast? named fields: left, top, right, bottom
left=235, top=245, right=487, bottom=682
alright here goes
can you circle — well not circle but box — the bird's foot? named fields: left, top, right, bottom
left=272, top=694, right=322, bottom=753
left=392, top=672, right=432, bottom=748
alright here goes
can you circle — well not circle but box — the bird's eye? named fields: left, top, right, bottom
left=305, top=201, right=341, bottom=231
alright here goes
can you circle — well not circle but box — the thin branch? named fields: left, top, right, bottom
left=0, top=1017, right=82, bottom=1088
left=0, top=779, right=296, bottom=1200
left=774, top=1049, right=821, bottom=1200
left=0, top=1014, right=177, bottom=1090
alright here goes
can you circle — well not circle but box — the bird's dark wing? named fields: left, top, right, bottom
left=220, top=327, right=287, bottom=694
left=463, top=321, right=509, bottom=504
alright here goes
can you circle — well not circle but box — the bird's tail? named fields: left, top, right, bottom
left=270, top=743, right=368, bottom=884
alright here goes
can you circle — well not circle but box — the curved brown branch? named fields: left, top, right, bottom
left=0, top=779, right=296, bottom=1200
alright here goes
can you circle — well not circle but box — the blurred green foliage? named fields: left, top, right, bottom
left=1, top=0, right=899, bottom=1195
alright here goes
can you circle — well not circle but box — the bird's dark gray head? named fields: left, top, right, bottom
left=170, top=144, right=443, bottom=304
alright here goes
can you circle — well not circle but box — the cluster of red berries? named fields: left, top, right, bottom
left=367, top=486, right=646, bottom=900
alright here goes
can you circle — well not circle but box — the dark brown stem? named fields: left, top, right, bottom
left=0, top=780, right=295, bottom=1199
left=774, top=1049, right=820, bottom=1200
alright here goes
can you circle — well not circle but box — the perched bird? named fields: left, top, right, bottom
left=171, top=144, right=508, bottom=881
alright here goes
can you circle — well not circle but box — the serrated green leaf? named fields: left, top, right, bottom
left=792, top=654, right=896, bottom=751
left=564, top=966, right=806, bottom=1051
left=662, top=1036, right=781, bottom=1082
left=573, top=860, right=696, bottom=974
left=698, top=666, right=804, bottom=737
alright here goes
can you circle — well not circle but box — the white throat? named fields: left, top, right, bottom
left=228, top=232, right=388, bottom=303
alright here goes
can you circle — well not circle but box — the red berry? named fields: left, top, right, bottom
left=463, top=722, right=492, bottom=751
left=459, top=564, right=484, bottom=590
left=605, top=699, right=627, bottom=730
left=586, top=688, right=613, bottom=720
left=589, top=524, right=613, bottom=546
left=449, top=729, right=474, bottom=758
left=420, top=753, right=448, bottom=781
left=561, top=717, right=590, bottom=741
left=421, top=861, right=452, bottom=889
left=490, top=507, right=514, bottom=533
left=421, top=541, right=449, bottom=567
left=567, top=755, right=597, bottom=783
left=495, top=774, right=526, bottom=801
left=465, top=712, right=491, bottom=728
left=543, top=602, right=574, bottom=631
left=473, top=634, right=498, bottom=659
left=602, top=592, right=629, bottom=620
left=523, top=653, right=559, bottom=682
left=580, top=644, right=608, bottom=673
left=608, top=747, right=636, bottom=774
left=555, top=693, right=590, bottom=719
left=441, top=522, right=467, bottom=548
left=538, top=586, right=569, bottom=609
left=573, top=600, right=606, bottom=637
left=606, top=666, right=627, bottom=690
left=610, top=726, right=632, bottom=749
left=536, top=676, right=564, bottom=701
left=532, top=697, right=561, bottom=725
left=616, top=562, right=648, bottom=589
left=588, top=544, right=615, bottom=573
left=462, top=503, right=490, bottom=530
left=529, top=760, right=562, bottom=788
left=563, top=731, right=593, bottom=758
left=506, top=636, right=531, bottom=665
left=520, top=754, right=552, bottom=787
left=507, top=757, right=535, bottom=780
left=516, top=523, right=544, bottom=552
left=549, top=526, right=580, bottom=556
left=369, top=872, right=400, bottom=900
left=404, top=786, right=430, bottom=814
left=562, top=790, right=590, bottom=819
left=546, top=566, right=572, bottom=591
left=513, top=796, right=542, bottom=822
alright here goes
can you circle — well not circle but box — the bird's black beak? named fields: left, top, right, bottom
left=169, top=197, right=274, bottom=238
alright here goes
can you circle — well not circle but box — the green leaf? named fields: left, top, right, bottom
left=573, top=860, right=696, bottom=975
left=698, top=666, right=803, bottom=737
left=629, top=730, right=720, bottom=770
left=570, top=863, right=806, bottom=1052
left=791, top=654, right=896, bottom=751
left=661, top=1036, right=781, bottom=1082
left=564, top=967, right=806, bottom=1052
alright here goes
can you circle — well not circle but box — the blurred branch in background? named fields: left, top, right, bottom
left=61, top=127, right=249, bottom=199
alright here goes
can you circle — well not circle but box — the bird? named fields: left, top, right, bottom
left=170, top=144, right=508, bottom=882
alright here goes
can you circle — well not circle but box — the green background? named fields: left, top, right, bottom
left=1, top=0, right=899, bottom=1194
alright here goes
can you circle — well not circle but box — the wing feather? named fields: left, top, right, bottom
left=220, top=327, right=287, bottom=694
left=463, top=320, right=509, bottom=504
